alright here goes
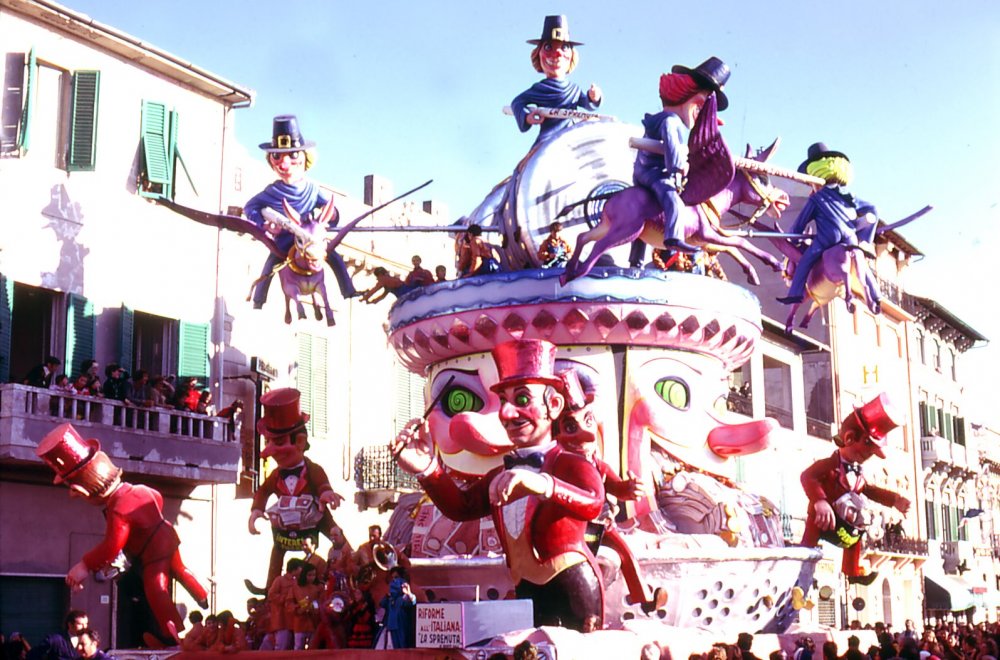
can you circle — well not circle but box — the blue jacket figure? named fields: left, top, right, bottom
left=244, top=115, right=356, bottom=308
left=777, top=143, right=877, bottom=305
left=377, top=571, right=417, bottom=649
left=633, top=57, right=731, bottom=254
left=510, top=15, right=602, bottom=144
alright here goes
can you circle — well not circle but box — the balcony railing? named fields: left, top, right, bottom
left=354, top=445, right=420, bottom=492
left=806, top=416, right=834, bottom=440
left=764, top=404, right=793, bottom=430
left=868, top=533, right=929, bottom=556
left=726, top=390, right=753, bottom=417
left=0, top=383, right=240, bottom=484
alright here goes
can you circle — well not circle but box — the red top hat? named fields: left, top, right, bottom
left=558, top=369, right=593, bottom=412
left=36, top=423, right=101, bottom=484
left=257, top=388, right=310, bottom=437
left=845, top=392, right=904, bottom=458
left=490, top=339, right=562, bottom=393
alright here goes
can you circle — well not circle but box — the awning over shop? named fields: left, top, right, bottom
left=925, top=572, right=976, bottom=611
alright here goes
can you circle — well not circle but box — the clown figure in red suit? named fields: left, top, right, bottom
left=248, top=388, right=345, bottom=589
left=392, top=338, right=606, bottom=631
left=555, top=368, right=668, bottom=614
left=36, top=423, right=209, bottom=645
left=800, top=393, right=910, bottom=585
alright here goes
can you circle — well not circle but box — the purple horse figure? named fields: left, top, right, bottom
left=259, top=199, right=338, bottom=326
left=560, top=141, right=790, bottom=286
left=762, top=205, right=931, bottom=333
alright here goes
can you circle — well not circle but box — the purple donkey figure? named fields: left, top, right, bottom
left=259, top=199, right=339, bottom=326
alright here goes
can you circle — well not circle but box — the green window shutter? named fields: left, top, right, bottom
left=118, top=305, right=134, bottom=373
left=0, top=275, right=13, bottom=382
left=67, top=71, right=100, bottom=171
left=295, top=333, right=328, bottom=437
left=177, top=321, right=209, bottom=382
left=943, top=412, right=953, bottom=441
left=955, top=417, right=966, bottom=446
left=918, top=402, right=928, bottom=436
left=17, top=49, right=37, bottom=155
left=64, top=294, right=95, bottom=379
left=140, top=101, right=172, bottom=199
left=394, top=361, right=425, bottom=433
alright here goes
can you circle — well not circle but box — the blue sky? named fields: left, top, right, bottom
left=65, top=0, right=1000, bottom=420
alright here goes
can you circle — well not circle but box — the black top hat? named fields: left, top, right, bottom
left=259, top=115, right=316, bottom=153
left=797, top=142, right=850, bottom=173
left=527, top=15, right=583, bottom=46
left=671, top=56, right=731, bottom=110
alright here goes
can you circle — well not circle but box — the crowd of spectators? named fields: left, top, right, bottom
left=5, top=606, right=1000, bottom=659
left=22, top=357, right=222, bottom=416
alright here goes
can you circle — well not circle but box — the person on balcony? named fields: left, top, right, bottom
left=24, top=355, right=61, bottom=388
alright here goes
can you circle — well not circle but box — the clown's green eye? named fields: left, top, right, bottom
left=654, top=378, right=690, bottom=410
left=441, top=387, right=484, bottom=417
left=514, top=393, right=531, bottom=407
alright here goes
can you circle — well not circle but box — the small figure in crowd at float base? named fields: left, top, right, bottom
left=243, top=115, right=356, bottom=309
left=36, top=424, right=209, bottom=646
left=392, top=338, right=606, bottom=632
left=434, top=264, right=448, bottom=282
left=26, top=608, right=89, bottom=660
left=289, top=563, right=322, bottom=649
left=633, top=57, right=731, bottom=254
left=555, top=368, right=667, bottom=614
left=510, top=15, right=602, bottom=144
left=538, top=221, right=572, bottom=268
left=800, top=392, right=910, bottom=585
left=777, top=143, right=878, bottom=305
left=455, top=225, right=499, bottom=277
left=404, top=255, right=436, bottom=287
left=74, top=629, right=111, bottom=660
left=247, top=388, right=345, bottom=589
left=261, top=558, right=302, bottom=651
left=375, top=566, right=417, bottom=649
left=24, top=355, right=61, bottom=388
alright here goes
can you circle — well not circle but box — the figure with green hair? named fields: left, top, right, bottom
left=776, top=143, right=877, bottom=305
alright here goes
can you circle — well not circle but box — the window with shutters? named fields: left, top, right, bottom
left=394, top=360, right=425, bottom=433
left=925, top=499, right=938, bottom=540
left=0, top=50, right=100, bottom=169
left=139, top=100, right=196, bottom=200
left=0, top=281, right=62, bottom=384
left=296, top=332, right=329, bottom=438
left=177, top=320, right=210, bottom=383
left=124, top=308, right=175, bottom=378
left=67, top=70, right=99, bottom=171
left=64, top=292, right=95, bottom=379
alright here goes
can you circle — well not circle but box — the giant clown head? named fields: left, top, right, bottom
left=389, top=269, right=778, bottom=527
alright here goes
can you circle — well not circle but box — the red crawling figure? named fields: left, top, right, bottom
left=37, top=423, right=209, bottom=645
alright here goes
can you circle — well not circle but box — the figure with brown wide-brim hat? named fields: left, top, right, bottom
left=36, top=423, right=209, bottom=646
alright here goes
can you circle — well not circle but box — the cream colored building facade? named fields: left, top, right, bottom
left=0, top=0, right=446, bottom=646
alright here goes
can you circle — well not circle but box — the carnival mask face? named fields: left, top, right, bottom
left=557, top=404, right=599, bottom=458
left=426, top=355, right=512, bottom=477
left=268, top=150, right=307, bottom=185
left=839, top=434, right=881, bottom=464
left=624, top=349, right=772, bottom=480
left=496, top=383, right=563, bottom=449
left=260, top=431, right=308, bottom=468
left=539, top=40, right=573, bottom=79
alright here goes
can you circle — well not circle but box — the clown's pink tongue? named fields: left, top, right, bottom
left=707, top=418, right=776, bottom=457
